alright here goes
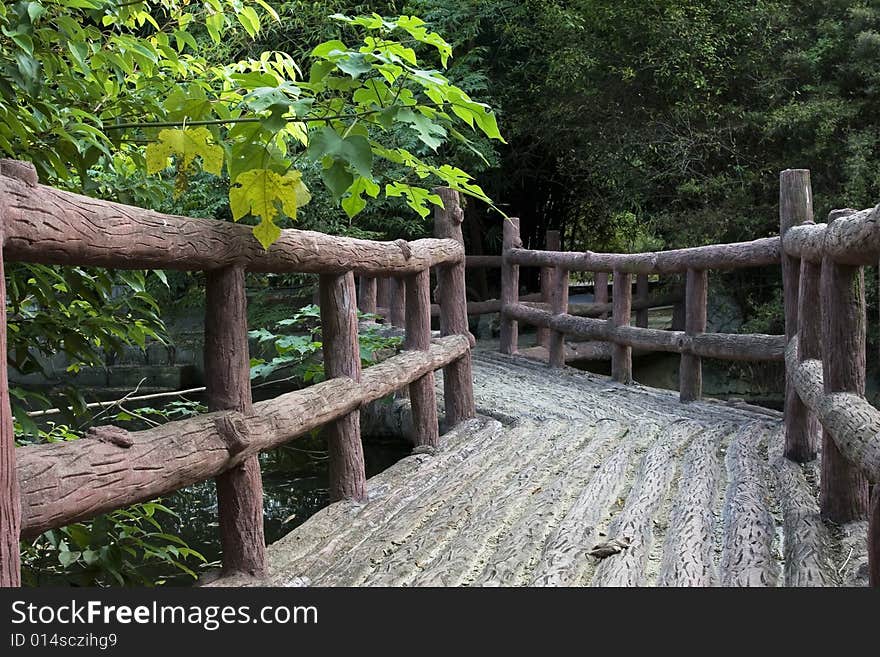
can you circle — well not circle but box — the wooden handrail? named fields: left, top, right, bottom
left=503, top=303, right=784, bottom=361
left=505, top=237, right=780, bottom=274
left=785, top=338, right=880, bottom=484
left=18, top=336, right=470, bottom=538
left=0, top=173, right=463, bottom=275
left=783, top=205, right=880, bottom=265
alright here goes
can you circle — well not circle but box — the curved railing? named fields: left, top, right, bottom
left=497, top=169, right=879, bottom=586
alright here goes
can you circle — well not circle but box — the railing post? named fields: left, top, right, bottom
left=819, top=209, right=869, bottom=522
left=205, top=265, right=266, bottom=577
left=405, top=269, right=439, bottom=446
left=549, top=266, right=569, bottom=368
left=376, top=276, right=390, bottom=314
left=794, top=258, right=822, bottom=461
left=636, top=273, right=649, bottom=328
left=781, top=168, right=819, bottom=461
left=319, top=271, right=368, bottom=501
left=500, top=217, right=521, bottom=354
left=358, top=276, right=377, bottom=315
left=537, top=229, right=560, bottom=348
left=680, top=268, right=707, bottom=402
left=0, top=201, right=21, bottom=586
left=594, top=272, right=609, bottom=318
left=433, top=188, right=476, bottom=426
left=611, top=271, right=632, bottom=383
left=389, top=276, right=405, bottom=328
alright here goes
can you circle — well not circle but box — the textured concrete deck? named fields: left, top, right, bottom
left=262, top=350, right=868, bottom=587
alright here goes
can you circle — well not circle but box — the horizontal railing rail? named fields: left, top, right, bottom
left=0, top=174, right=463, bottom=274
left=505, top=237, right=780, bottom=274
left=18, top=336, right=470, bottom=538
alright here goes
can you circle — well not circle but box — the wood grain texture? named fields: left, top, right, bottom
left=549, top=267, right=569, bottom=368
left=405, top=269, right=439, bottom=447
left=591, top=421, right=700, bottom=587
left=785, top=339, right=880, bottom=484
left=537, top=230, right=560, bottom=348
left=388, top=276, right=405, bottom=328
left=504, top=302, right=784, bottom=361
left=205, top=266, right=266, bottom=577
left=0, top=174, right=463, bottom=274
left=680, top=269, right=707, bottom=402
left=500, top=217, right=521, bottom=354
left=358, top=276, right=377, bottom=314
left=787, top=258, right=821, bottom=461
left=594, top=272, right=609, bottom=319
left=320, top=272, right=367, bottom=501
left=433, top=187, right=475, bottom=427
left=635, top=273, right=649, bottom=328
left=656, top=428, right=724, bottom=587
left=783, top=205, right=880, bottom=265
left=506, top=237, right=781, bottom=274
left=611, top=271, right=633, bottom=383
left=719, top=424, right=780, bottom=586
left=870, top=485, right=880, bottom=586
left=820, top=247, right=869, bottom=522
left=768, top=429, right=835, bottom=586
left=260, top=351, right=858, bottom=587
left=0, top=235, right=20, bottom=586
left=18, top=336, right=470, bottom=537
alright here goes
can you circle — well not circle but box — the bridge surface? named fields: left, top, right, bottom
left=260, top=350, right=868, bottom=587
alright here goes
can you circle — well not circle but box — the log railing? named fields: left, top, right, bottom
left=776, top=169, right=880, bottom=585
left=0, top=160, right=476, bottom=587
left=497, top=167, right=880, bottom=586
left=358, top=232, right=679, bottom=329
left=499, top=221, right=785, bottom=399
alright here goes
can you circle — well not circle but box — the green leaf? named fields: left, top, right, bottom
left=321, top=160, right=354, bottom=201
left=397, top=108, right=447, bottom=150
left=306, top=126, right=373, bottom=178
left=385, top=183, right=442, bottom=219
left=237, top=6, right=261, bottom=38
left=341, top=176, right=380, bottom=218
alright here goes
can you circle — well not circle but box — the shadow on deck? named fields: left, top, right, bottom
left=256, top=351, right=868, bottom=587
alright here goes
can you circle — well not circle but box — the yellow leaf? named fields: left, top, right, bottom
left=145, top=127, right=223, bottom=176
left=229, top=168, right=312, bottom=249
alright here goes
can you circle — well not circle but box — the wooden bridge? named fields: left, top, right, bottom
left=0, top=161, right=877, bottom=587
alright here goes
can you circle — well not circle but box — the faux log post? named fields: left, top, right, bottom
left=679, top=269, right=707, bottom=402
left=819, top=212, right=868, bottom=522
left=205, top=266, right=266, bottom=577
left=0, top=220, right=20, bottom=586
left=319, top=272, right=368, bottom=502
left=549, top=267, right=569, bottom=368
left=358, top=276, right=377, bottom=314
left=595, top=272, right=609, bottom=319
left=537, top=230, right=561, bottom=348
left=791, top=257, right=821, bottom=461
left=376, top=276, right=390, bottom=311
left=871, top=486, right=880, bottom=587
left=636, top=273, right=649, bottom=328
left=389, top=276, right=405, bottom=328
left=500, top=217, right=521, bottom=354
left=405, top=269, right=439, bottom=447
left=611, top=271, right=632, bottom=383
left=780, top=169, right=816, bottom=461
left=433, top=187, right=476, bottom=426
